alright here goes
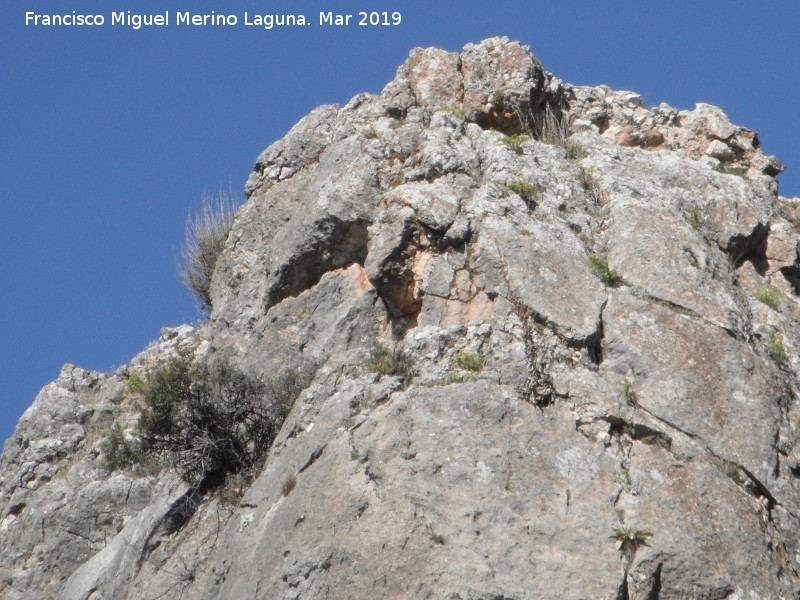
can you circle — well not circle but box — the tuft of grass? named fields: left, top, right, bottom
left=180, top=192, right=239, bottom=315
left=589, top=253, right=625, bottom=288
left=493, top=180, right=540, bottom=206
left=450, top=351, right=485, bottom=372
left=507, top=180, right=541, bottom=204
left=622, top=378, right=638, bottom=405
left=723, top=460, right=744, bottom=485
left=611, top=523, right=653, bottom=560
left=754, top=284, right=784, bottom=311
left=282, top=474, right=297, bottom=497
left=573, top=166, right=607, bottom=205
left=500, top=133, right=530, bottom=154
left=714, top=164, right=748, bottom=177
left=362, top=126, right=379, bottom=139
left=766, top=329, right=788, bottom=364
left=366, top=344, right=413, bottom=386
left=442, top=106, right=466, bottom=119
left=564, top=142, right=587, bottom=160
left=433, top=371, right=474, bottom=386
left=682, top=207, right=704, bottom=230
left=433, top=350, right=486, bottom=386
left=531, top=103, right=569, bottom=145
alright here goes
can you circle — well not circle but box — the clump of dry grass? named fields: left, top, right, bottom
left=179, top=192, right=239, bottom=314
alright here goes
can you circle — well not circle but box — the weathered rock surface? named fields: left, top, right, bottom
left=3, top=37, right=800, bottom=599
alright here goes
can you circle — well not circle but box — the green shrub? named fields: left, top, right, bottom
left=442, top=106, right=466, bottom=119
left=366, top=344, right=413, bottom=386
left=179, top=192, right=239, bottom=315
left=492, top=180, right=541, bottom=207
left=682, top=207, right=704, bottom=229
left=564, top=142, right=587, bottom=160
left=434, top=350, right=485, bottom=386
left=137, top=354, right=312, bottom=490
left=766, top=329, right=788, bottom=364
left=362, top=126, right=379, bottom=139
left=507, top=180, right=540, bottom=204
left=754, top=284, right=784, bottom=311
left=102, top=422, right=141, bottom=472
left=125, top=372, right=143, bottom=392
left=450, top=351, right=485, bottom=372
left=714, top=164, right=747, bottom=177
left=589, top=253, right=625, bottom=288
left=500, top=133, right=530, bottom=154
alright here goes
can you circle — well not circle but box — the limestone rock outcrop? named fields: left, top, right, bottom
left=3, top=37, right=800, bottom=599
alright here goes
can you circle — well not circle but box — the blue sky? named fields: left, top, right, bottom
left=3, top=0, right=799, bottom=446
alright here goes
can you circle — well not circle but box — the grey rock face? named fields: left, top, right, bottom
left=3, top=37, right=800, bottom=599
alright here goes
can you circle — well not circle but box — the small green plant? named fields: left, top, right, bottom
left=492, top=180, right=539, bottom=205
left=754, top=284, right=784, bottom=311
left=622, top=378, right=638, bottom=405
left=614, top=467, right=633, bottom=486
left=102, top=422, right=141, bottom=472
left=125, top=372, right=143, bottom=392
left=433, top=371, right=473, bottom=386
left=282, top=474, right=297, bottom=497
left=442, top=106, right=466, bottom=119
left=766, top=329, right=788, bottom=364
left=434, top=350, right=485, bottom=386
left=573, top=165, right=596, bottom=187
left=468, top=232, right=479, bottom=245
left=573, top=166, right=607, bottom=205
left=500, top=133, right=530, bottom=154
left=564, top=142, right=587, bottom=160
left=180, top=192, right=239, bottom=315
left=362, top=126, right=379, bottom=139
left=507, top=180, right=540, bottom=204
left=450, top=351, right=486, bottom=372
left=682, top=207, right=704, bottom=230
left=365, top=344, right=413, bottom=386
left=610, top=523, right=653, bottom=561
left=723, top=460, right=744, bottom=485
left=714, top=163, right=748, bottom=177
left=589, top=254, right=625, bottom=288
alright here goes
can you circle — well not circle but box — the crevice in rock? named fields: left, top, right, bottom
left=590, top=415, right=673, bottom=453
left=727, top=223, right=769, bottom=273
left=647, top=295, right=700, bottom=319
left=615, top=572, right=630, bottom=600
left=779, top=265, right=800, bottom=295
left=138, top=488, right=204, bottom=571
left=644, top=562, right=662, bottom=600
left=509, top=298, right=555, bottom=407
left=298, top=445, right=326, bottom=474
left=265, top=218, right=370, bottom=310
left=6, top=502, right=25, bottom=518
left=587, top=299, right=607, bottom=366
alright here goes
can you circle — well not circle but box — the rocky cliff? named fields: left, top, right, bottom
left=3, top=37, right=800, bottom=599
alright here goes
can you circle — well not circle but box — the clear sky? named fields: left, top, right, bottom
left=3, top=0, right=799, bottom=446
